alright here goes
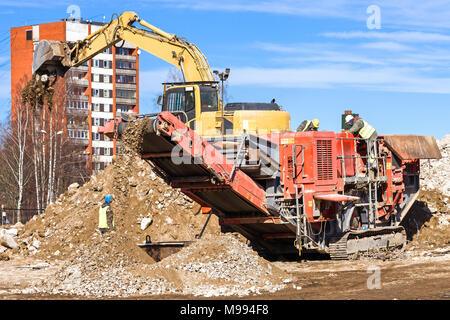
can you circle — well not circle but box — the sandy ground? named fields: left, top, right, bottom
left=1, top=252, right=448, bottom=300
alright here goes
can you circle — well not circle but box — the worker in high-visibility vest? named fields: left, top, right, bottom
left=296, top=118, right=320, bottom=132
left=98, top=194, right=115, bottom=234
left=345, top=115, right=378, bottom=168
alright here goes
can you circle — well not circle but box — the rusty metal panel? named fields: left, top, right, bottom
left=383, top=135, right=442, bottom=160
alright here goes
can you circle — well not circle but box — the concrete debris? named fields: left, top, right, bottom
left=68, top=183, right=80, bottom=191
left=421, top=134, right=450, bottom=197
left=140, top=216, right=153, bottom=231
left=0, top=229, right=18, bottom=249
left=5, top=229, right=18, bottom=237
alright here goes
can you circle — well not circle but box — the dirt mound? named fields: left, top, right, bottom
left=406, top=134, right=450, bottom=252
left=145, top=234, right=290, bottom=297
left=403, top=189, right=450, bottom=251
left=17, top=154, right=219, bottom=265
left=27, top=234, right=290, bottom=298
left=14, top=120, right=290, bottom=297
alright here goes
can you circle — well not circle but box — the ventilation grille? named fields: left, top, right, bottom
left=317, top=140, right=333, bottom=181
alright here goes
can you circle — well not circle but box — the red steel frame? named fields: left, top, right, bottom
left=133, top=112, right=416, bottom=235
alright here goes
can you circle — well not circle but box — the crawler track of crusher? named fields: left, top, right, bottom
left=329, top=226, right=407, bottom=260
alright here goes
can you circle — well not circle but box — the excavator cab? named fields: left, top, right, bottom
left=161, top=82, right=221, bottom=132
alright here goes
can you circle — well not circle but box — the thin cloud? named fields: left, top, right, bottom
left=143, top=0, right=450, bottom=29
left=360, top=41, right=412, bottom=51
left=228, top=66, right=450, bottom=94
left=322, top=31, right=450, bottom=43
left=0, top=1, right=54, bottom=8
left=143, top=0, right=358, bottom=19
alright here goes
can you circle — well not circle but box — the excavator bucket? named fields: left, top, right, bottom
left=383, top=135, right=442, bottom=160
left=32, top=40, right=71, bottom=76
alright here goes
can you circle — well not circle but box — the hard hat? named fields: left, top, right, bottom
left=345, top=115, right=354, bottom=123
left=312, top=119, right=320, bottom=128
left=105, top=195, right=112, bottom=203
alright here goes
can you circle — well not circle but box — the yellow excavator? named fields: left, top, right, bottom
left=32, top=11, right=291, bottom=138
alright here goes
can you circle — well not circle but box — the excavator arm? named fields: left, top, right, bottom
left=32, top=11, right=215, bottom=82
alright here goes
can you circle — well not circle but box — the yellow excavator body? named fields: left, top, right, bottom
left=31, top=11, right=291, bottom=138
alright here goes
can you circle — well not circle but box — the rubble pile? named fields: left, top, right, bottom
left=408, top=134, right=450, bottom=251
left=27, top=234, right=289, bottom=297
left=9, top=120, right=289, bottom=298
left=16, top=154, right=218, bottom=262
left=406, top=189, right=450, bottom=251
left=404, top=135, right=450, bottom=250
left=420, top=134, right=450, bottom=196
left=146, top=234, right=290, bottom=297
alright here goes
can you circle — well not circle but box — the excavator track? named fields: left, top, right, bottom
left=329, top=226, right=406, bottom=260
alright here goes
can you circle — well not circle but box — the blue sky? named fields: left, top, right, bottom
left=0, top=0, right=449, bottom=139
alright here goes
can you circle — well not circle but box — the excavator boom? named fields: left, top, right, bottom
left=32, top=11, right=215, bottom=82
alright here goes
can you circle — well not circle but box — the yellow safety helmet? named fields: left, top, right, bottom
left=312, top=118, right=320, bottom=128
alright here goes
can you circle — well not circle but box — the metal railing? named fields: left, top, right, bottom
left=336, top=137, right=388, bottom=227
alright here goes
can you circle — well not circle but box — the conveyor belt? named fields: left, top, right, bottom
left=139, top=112, right=270, bottom=216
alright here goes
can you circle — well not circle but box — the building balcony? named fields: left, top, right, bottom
left=68, top=137, right=89, bottom=146
left=67, top=123, right=89, bottom=130
left=72, top=65, right=89, bottom=72
left=68, top=95, right=89, bottom=101
left=115, top=54, right=136, bottom=62
left=116, top=97, right=137, bottom=105
left=116, top=68, right=136, bottom=76
left=66, top=108, right=89, bottom=116
left=67, top=78, right=89, bottom=86
left=116, top=83, right=136, bottom=90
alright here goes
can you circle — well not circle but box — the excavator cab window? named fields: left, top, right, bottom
left=200, top=86, right=219, bottom=112
left=163, top=87, right=196, bottom=123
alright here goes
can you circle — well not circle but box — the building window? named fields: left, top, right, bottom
left=117, top=48, right=132, bottom=55
left=116, top=61, right=136, bottom=69
left=116, top=90, right=136, bottom=99
left=117, top=105, right=130, bottom=112
left=26, top=30, right=32, bottom=40
left=92, top=89, right=100, bottom=97
left=116, top=75, right=136, bottom=84
left=103, top=89, right=110, bottom=98
left=93, top=60, right=99, bottom=68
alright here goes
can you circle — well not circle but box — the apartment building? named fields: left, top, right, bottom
left=11, top=18, right=139, bottom=174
